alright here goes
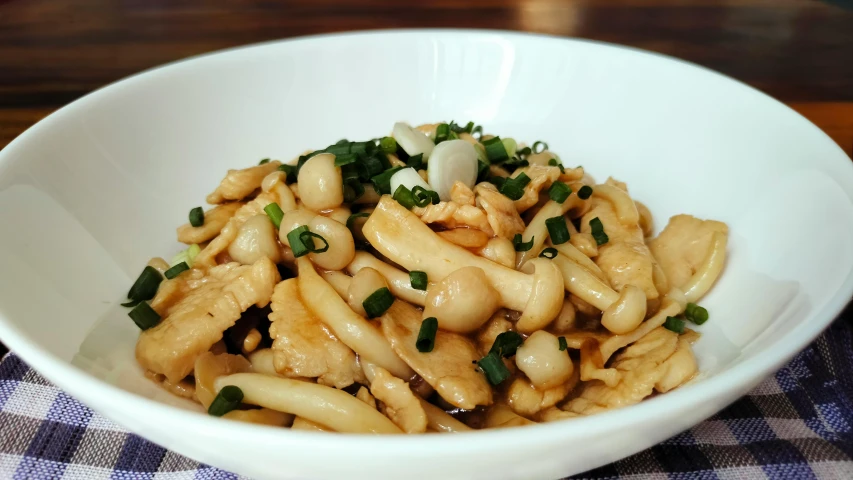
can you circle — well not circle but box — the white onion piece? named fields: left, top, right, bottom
left=390, top=167, right=431, bottom=195
left=427, top=140, right=478, bottom=201
left=393, top=122, right=435, bottom=160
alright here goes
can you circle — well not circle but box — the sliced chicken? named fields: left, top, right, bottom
left=369, top=365, right=428, bottom=433
left=136, top=258, right=280, bottom=383
left=176, top=202, right=244, bottom=245
left=511, top=165, right=561, bottom=213
left=648, top=214, right=729, bottom=290
left=449, top=181, right=476, bottom=206
left=207, top=161, right=282, bottom=204
left=381, top=300, right=493, bottom=410
left=268, top=278, right=364, bottom=389
left=413, top=201, right=494, bottom=236
left=474, top=183, right=526, bottom=239
left=505, top=371, right=578, bottom=417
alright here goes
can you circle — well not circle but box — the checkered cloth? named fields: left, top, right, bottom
left=1, top=319, right=852, bottom=479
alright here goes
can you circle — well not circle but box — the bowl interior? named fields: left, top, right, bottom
left=0, top=30, right=852, bottom=479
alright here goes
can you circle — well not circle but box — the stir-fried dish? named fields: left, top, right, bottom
left=124, top=121, right=728, bottom=433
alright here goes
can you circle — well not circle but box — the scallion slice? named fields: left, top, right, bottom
left=164, top=262, right=189, bottom=280
left=416, top=317, right=438, bottom=353
left=513, top=234, right=535, bottom=252
left=346, top=212, right=370, bottom=232
left=589, top=217, right=609, bottom=245
left=548, top=181, right=572, bottom=204
left=499, top=172, right=531, bottom=201
left=685, top=303, right=709, bottom=325
left=664, top=316, right=685, bottom=334
left=539, top=247, right=558, bottom=259
left=558, top=336, right=568, bottom=351
left=128, top=302, right=161, bottom=330
left=124, top=266, right=163, bottom=307
left=299, top=231, right=329, bottom=254
left=392, top=184, right=416, bottom=209
left=334, top=152, right=358, bottom=167
left=489, top=331, right=524, bottom=358
left=482, top=136, right=509, bottom=163
left=411, top=186, right=434, bottom=208
left=363, top=287, right=395, bottom=318
left=546, top=216, right=570, bottom=245
left=478, top=352, right=510, bottom=385
left=208, top=385, right=244, bottom=417
left=434, top=123, right=450, bottom=144
left=278, top=164, right=296, bottom=183
left=410, top=271, right=428, bottom=291
left=264, top=203, right=284, bottom=229
left=259, top=158, right=270, bottom=165
left=379, top=136, right=397, bottom=154
left=532, top=141, right=548, bottom=153
left=547, top=157, right=565, bottom=173
left=578, top=185, right=593, bottom=200
left=471, top=125, right=484, bottom=141
left=189, top=207, right=204, bottom=227
left=371, top=166, right=404, bottom=195
left=406, top=153, right=424, bottom=171
left=287, top=225, right=313, bottom=257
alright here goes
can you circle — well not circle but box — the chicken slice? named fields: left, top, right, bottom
left=268, top=278, right=364, bottom=389
left=207, top=161, right=282, bottom=204
left=449, top=181, right=476, bottom=206
left=647, top=214, right=729, bottom=290
left=357, top=386, right=378, bottom=409
left=506, top=371, right=578, bottom=417
left=511, top=165, right=561, bottom=213
left=413, top=201, right=494, bottom=236
left=381, top=301, right=493, bottom=410
left=176, top=202, right=244, bottom=245
left=136, top=258, right=280, bottom=383
left=370, top=365, right=428, bottom=433
left=474, top=183, right=526, bottom=239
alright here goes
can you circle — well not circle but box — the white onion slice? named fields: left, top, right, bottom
left=427, top=140, right=478, bottom=201
left=392, top=122, right=435, bottom=160
left=390, top=167, right=431, bottom=195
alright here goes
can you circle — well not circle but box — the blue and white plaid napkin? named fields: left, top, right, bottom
left=2, top=317, right=852, bottom=479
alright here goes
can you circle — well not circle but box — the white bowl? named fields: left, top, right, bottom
left=1, top=30, right=852, bottom=480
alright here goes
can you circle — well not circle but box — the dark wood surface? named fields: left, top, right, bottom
left=0, top=0, right=852, bottom=357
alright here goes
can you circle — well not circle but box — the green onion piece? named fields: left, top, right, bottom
left=471, top=125, right=484, bottom=140
left=287, top=225, right=313, bottom=257
left=406, top=153, right=424, bottom=170
left=477, top=160, right=490, bottom=183
left=499, top=172, right=531, bottom=200
left=428, top=190, right=440, bottom=205
left=350, top=141, right=372, bottom=156
left=513, top=234, right=535, bottom=252
left=664, top=316, right=686, bottom=334
left=578, top=185, right=593, bottom=200
left=501, top=138, right=518, bottom=160
left=512, top=172, right=531, bottom=188
left=128, top=302, right=161, bottom=330
left=558, top=336, right=568, bottom=351
left=208, top=385, right=244, bottom=417
left=546, top=216, right=570, bottom=245
left=334, top=152, right=358, bottom=167
left=346, top=212, right=370, bottom=232
left=379, top=136, right=397, bottom=154
left=490, top=176, right=507, bottom=190
left=164, top=262, right=189, bottom=280
left=170, top=244, right=201, bottom=268
left=411, top=186, right=434, bottom=208
left=125, top=266, right=163, bottom=306
left=264, top=203, right=284, bottom=229
left=393, top=184, right=416, bottom=209
left=547, top=157, right=565, bottom=173
left=343, top=181, right=366, bottom=203
left=474, top=144, right=488, bottom=163
left=482, top=136, right=509, bottom=163
left=489, top=331, right=524, bottom=358
left=371, top=167, right=404, bottom=195
left=189, top=207, right=204, bottom=227
left=589, top=217, right=609, bottom=245
left=435, top=123, right=450, bottom=144
left=410, top=271, right=428, bottom=291
left=363, top=287, right=395, bottom=318
left=478, top=352, right=511, bottom=385
left=533, top=141, right=548, bottom=153
left=278, top=164, right=297, bottom=183
left=362, top=155, right=385, bottom=177
left=548, top=181, right=571, bottom=204
left=259, top=158, right=270, bottom=165
left=685, top=303, right=709, bottom=325
left=299, top=231, right=329, bottom=254
left=517, top=146, right=532, bottom=157
left=416, top=317, right=439, bottom=353
left=324, top=143, right=351, bottom=156
left=539, top=247, right=558, bottom=259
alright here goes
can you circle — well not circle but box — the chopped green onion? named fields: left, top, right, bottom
left=589, top=217, right=609, bottom=245
left=449, top=121, right=475, bottom=134
left=379, top=136, right=397, bottom=154
left=208, top=385, right=244, bottom=417
left=124, top=266, right=163, bottom=307
left=548, top=157, right=565, bottom=173
left=532, top=141, right=548, bottom=153
left=393, top=184, right=416, bottom=209
left=517, top=146, right=532, bottom=157
left=287, top=225, right=313, bottom=257
left=478, top=352, right=511, bottom=385
left=489, top=331, right=524, bottom=358
left=189, top=207, right=204, bottom=227
left=406, top=153, right=424, bottom=170
left=343, top=181, right=366, bottom=203
left=482, top=136, right=509, bottom=163
left=278, top=164, right=296, bottom=183
left=435, top=123, right=450, bottom=144
left=416, top=317, right=438, bottom=353
left=350, top=141, right=372, bottom=156
left=299, top=231, right=329, bottom=254
left=489, top=176, right=507, bottom=190
left=410, top=271, right=428, bottom=291
left=164, top=262, right=189, bottom=280
left=499, top=172, right=531, bottom=201
left=259, top=158, right=270, bottom=165
left=474, top=144, right=488, bottom=164
left=558, top=336, right=568, bottom=351
left=664, top=316, right=685, bottom=334
left=476, top=160, right=490, bottom=183
left=362, top=155, right=385, bottom=177
left=371, top=167, right=404, bottom=195
left=170, top=244, right=201, bottom=268
left=411, top=186, right=435, bottom=208
left=363, top=287, right=395, bottom=318
left=471, top=125, right=484, bottom=141
left=501, top=138, right=518, bottom=160
left=334, top=153, right=358, bottom=167
left=578, top=185, right=593, bottom=200
left=513, top=234, right=535, bottom=252
left=548, top=181, right=572, bottom=204
left=685, top=303, right=709, bottom=325
left=128, top=302, right=161, bottom=330
left=324, top=143, right=351, bottom=156
left=264, top=203, right=284, bottom=229
left=539, top=248, right=558, bottom=259
left=346, top=212, right=370, bottom=232
left=546, top=216, right=570, bottom=245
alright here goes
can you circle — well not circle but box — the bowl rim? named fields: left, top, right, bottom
left=0, top=28, right=852, bottom=456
